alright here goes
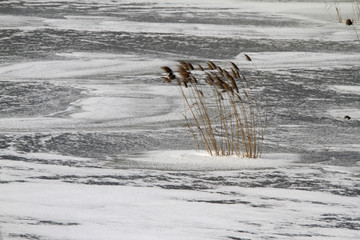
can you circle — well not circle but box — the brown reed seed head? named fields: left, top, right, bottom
left=244, top=54, right=252, bottom=61
left=216, top=66, right=225, bottom=77
left=161, top=61, right=246, bottom=94
left=208, top=61, right=217, bottom=69
left=161, top=66, right=177, bottom=82
left=230, top=68, right=238, bottom=79
left=178, top=61, right=188, bottom=68
left=223, top=82, right=234, bottom=94
left=207, top=62, right=215, bottom=70
left=190, top=75, right=198, bottom=84
left=228, top=76, right=239, bottom=93
left=223, top=69, right=231, bottom=79
left=178, top=65, right=191, bottom=81
left=186, top=62, right=195, bottom=70
left=345, top=19, right=353, bottom=26
left=213, top=75, right=225, bottom=89
left=230, top=62, right=240, bottom=71
left=205, top=73, right=214, bottom=85
left=160, top=61, right=246, bottom=93
left=197, top=64, right=204, bottom=71
left=161, top=66, right=173, bottom=74
left=168, top=73, right=176, bottom=80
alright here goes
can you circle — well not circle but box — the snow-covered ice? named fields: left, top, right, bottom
left=0, top=0, right=359, bottom=239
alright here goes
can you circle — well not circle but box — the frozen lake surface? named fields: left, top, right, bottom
left=0, top=0, right=359, bottom=239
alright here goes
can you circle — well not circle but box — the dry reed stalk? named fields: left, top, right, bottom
left=160, top=60, right=267, bottom=158
left=178, top=83, right=212, bottom=155
left=336, top=6, right=343, bottom=23
left=354, top=0, right=360, bottom=20
left=345, top=18, right=360, bottom=43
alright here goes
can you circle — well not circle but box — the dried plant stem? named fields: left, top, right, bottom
left=352, top=25, right=360, bottom=43
left=178, top=85, right=212, bottom=155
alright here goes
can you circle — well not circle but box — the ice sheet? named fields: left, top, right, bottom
left=1, top=0, right=360, bottom=239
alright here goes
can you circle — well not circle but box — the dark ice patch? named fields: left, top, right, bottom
left=0, top=81, right=83, bottom=117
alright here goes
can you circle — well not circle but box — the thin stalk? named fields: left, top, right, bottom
left=178, top=85, right=212, bottom=155
left=193, top=83, right=219, bottom=155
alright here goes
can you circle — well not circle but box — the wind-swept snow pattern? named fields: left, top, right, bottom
left=0, top=0, right=359, bottom=239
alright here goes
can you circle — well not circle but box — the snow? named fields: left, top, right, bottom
left=1, top=179, right=359, bottom=240
left=129, top=150, right=298, bottom=171
left=0, top=117, right=82, bottom=132
left=0, top=53, right=172, bottom=79
left=0, top=15, right=45, bottom=29
left=1, top=0, right=360, bottom=239
left=235, top=51, right=360, bottom=71
left=327, top=108, right=360, bottom=120
left=37, top=18, right=349, bottom=41
left=0, top=1, right=357, bottom=42
left=330, top=85, right=360, bottom=95
left=66, top=84, right=181, bottom=121
left=1, top=146, right=360, bottom=239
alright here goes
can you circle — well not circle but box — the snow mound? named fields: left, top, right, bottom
left=129, top=150, right=298, bottom=171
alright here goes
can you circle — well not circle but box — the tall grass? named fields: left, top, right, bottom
left=161, top=61, right=267, bottom=158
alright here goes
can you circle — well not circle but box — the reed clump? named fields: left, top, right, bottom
left=161, top=61, right=267, bottom=158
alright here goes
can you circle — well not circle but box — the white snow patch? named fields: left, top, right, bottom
left=1, top=181, right=359, bottom=240
left=0, top=53, right=173, bottom=79
left=69, top=97, right=135, bottom=120
left=65, top=84, right=181, bottom=121
left=129, top=150, right=298, bottom=171
left=329, top=85, right=360, bottom=95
